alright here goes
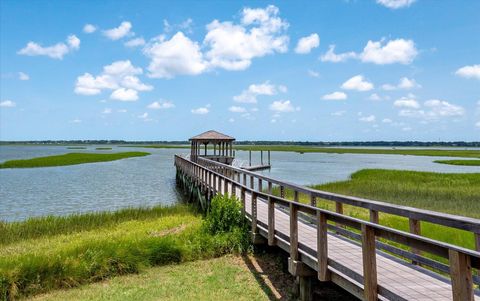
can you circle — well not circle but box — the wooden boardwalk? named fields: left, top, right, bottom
left=175, top=155, right=480, bottom=301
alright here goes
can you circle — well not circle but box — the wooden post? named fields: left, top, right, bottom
left=294, top=190, right=299, bottom=203
left=449, top=250, right=474, bottom=301
left=252, top=192, right=258, bottom=233
left=317, top=211, right=330, bottom=281
left=268, top=196, right=275, bottom=246
left=231, top=183, right=236, bottom=197
left=289, top=202, right=299, bottom=261
left=268, top=150, right=270, bottom=165
left=369, top=210, right=379, bottom=224
left=335, top=202, right=344, bottom=232
left=250, top=175, right=254, bottom=190
left=213, top=174, right=217, bottom=195
left=280, top=185, right=285, bottom=198
left=409, top=218, right=422, bottom=264
left=224, top=178, right=229, bottom=196
left=261, top=150, right=263, bottom=165
left=249, top=150, right=252, bottom=166
left=258, top=178, right=262, bottom=192
left=243, top=173, right=247, bottom=186
left=240, top=187, right=246, bottom=216
left=310, top=194, right=317, bottom=207
left=361, top=224, right=378, bottom=301
left=268, top=182, right=273, bottom=194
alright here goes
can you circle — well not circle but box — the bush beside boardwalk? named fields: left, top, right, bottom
left=0, top=196, right=250, bottom=300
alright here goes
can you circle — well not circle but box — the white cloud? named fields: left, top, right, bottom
left=229, top=106, right=247, bottom=113
left=18, top=72, right=29, bottom=80
left=103, top=21, right=133, bottom=40
left=191, top=107, right=209, bottom=114
left=360, top=39, right=417, bottom=65
left=308, top=70, right=319, bottom=77
left=331, top=110, right=346, bottom=116
left=0, top=100, right=16, bottom=107
left=18, top=35, right=80, bottom=59
left=320, top=45, right=356, bottom=63
left=75, top=60, right=151, bottom=100
left=382, top=118, right=392, bottom=123
left=70, top=118, right=82, bottom=123
left=341, top=75, right=374, bottom=91
left=322, top=91, right=347, bottom=100
left=124, top=37, right=145, bottom=48
left=398, top=99, right=465, bottom=120
left=455, top=64, right=480, bottom=80
left=233, top=81, right=284, bottom=103
left=376, top=0, right=416, bottom=9
left=163, top=18, right=194, bottom=34
left=83, top=24, right=97, bottom=33
left=359, top=115, right=376, bottom=122
left=204, top=5, right=289, bottom=71
left=476, top=121, right=480, bottom=128
left=147, top=100, right=175, bottom=109
left=110, top=88, right=138, bottom=101
left=117, top=109, right=127, bottom=113
left=144, top=32, right=206, bottom=79
left=382, top=77, right=421, bottom=90
left=295, top=33, right=319, bottom=54
left=269, top=100, right=298, bottom=113
left=369, top=93, right=382, bottom=101
left=102, top=108, right=112, bottom=114
left=394, top=97, right=420, bottom=109
left=138, top=112, right=149, bottom=119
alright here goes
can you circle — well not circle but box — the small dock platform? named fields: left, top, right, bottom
left=242, top=164, right=271, bottom=171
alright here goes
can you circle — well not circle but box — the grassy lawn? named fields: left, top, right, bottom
left=275, top=169, right=480, bottom=250
left=30, top=254, right=294, bottom=301
left=0, top=152, right=150, bottom=168
left=434, top=159, right=480, bottom=166
left=0, top=199, right=251, bottom=299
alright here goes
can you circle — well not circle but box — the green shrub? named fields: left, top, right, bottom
left=203, top=194, right=247, bottom=235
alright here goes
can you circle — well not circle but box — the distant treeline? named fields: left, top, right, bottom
left=1, top=140, right=479, bottom=147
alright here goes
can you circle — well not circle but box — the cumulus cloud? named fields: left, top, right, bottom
left=455, top=64, right=480, bottom=80
left=144, top=32, right=206, bottom=79
left=376, top=0, right=416, bottom=9
left=75, top=60, right=152, bottom=101
left=341, top=75, right=374, bottom=91
left=204, top=5, right=289, bottom=71
left=320, top=45, right=356, bottom=63
left=103, top=21, right=133, bottom=40
left=394, top=97, right=420, bottom=109
left=322, top=39, right=417, bottom=65
left=18, top=72, right=29, bottom=80
left=18, top=35, right=80, bottom=59
left=398, top=99, right=465, bottom=120
left=322, top=91, right=347, bottom=100
left=83, top=24, right=97, bottom=33
left=124, top=37, right=145, bottom=48
left=269, top=100, right=299, bottom=113
left=229, top=106, right=247, bottom=113
left=233, top=81, right=285, bottom=103
left=359, top=115, right=376, bottom=122
left=295, top=33, right=319, bottom=54
left=0, top=100, right=16, bottom=107
left=382, top=77, right=421, bottom=90
left=369, top=93, right=382, bottom=101
left=147, top=100, right=175, bottom=109
left=191, top=107, right=209, bottom=114
left=382, top=118, right=392, bottom=123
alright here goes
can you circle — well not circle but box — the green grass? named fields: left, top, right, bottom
left=0, top=196, right=250, bottom=299
left=434, top=159, right=480, bottom=166
left=0, top=152, right=150, bottom=169
left=30, top=255, right=284, bottom=301
left=95, top=147, right=113, bottom=150
left=275, top=169, right=479, bottom=250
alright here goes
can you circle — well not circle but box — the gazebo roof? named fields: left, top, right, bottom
left=189, top=130, right=235, bottom=141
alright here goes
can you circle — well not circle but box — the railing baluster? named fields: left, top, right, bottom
left=224, top=177, right=229, bottom=196
left=361, top=224, right=378, bottom=301
left=310, top=194, right=317, bottom=207
left=289, top=202, right=299, bottom=261
left=449, top=250, right=474, bottom=301
left=409, top=218, right=422, bottom=264
left=280, top=185, right=285, bottom=198
left=317, top=211, right=329, bottom=281
left=251, top=192, right=258, bottom=233
left=268, top=196, right=275, bottom=246
left=240, top=187, right=246, bottom=217
left=369, top=210, right=379, bottom=224
left=258, top=178, right=263, bottom=192
left=250, top=175, right=254, bottom=190
left=268, top=181, right=273, bottom=194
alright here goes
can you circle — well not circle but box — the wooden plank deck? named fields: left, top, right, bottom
left=220, top=179, right=479, bottom=301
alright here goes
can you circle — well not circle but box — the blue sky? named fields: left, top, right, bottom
left=1, top=0, right=479, bottom=141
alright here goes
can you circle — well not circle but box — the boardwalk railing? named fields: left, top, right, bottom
left=175, top=155, right=480, bottom=301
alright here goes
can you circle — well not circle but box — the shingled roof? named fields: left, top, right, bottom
left=189, top=130, right=235, bottom=141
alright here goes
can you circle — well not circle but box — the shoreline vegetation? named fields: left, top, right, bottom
left=0, top=196, right=251, bottom=299
left=434, top=159, right=480, bottom=166
left=272, top=169, right=479, bottom=251
left=95, top=147, right=113, bottom=150
left=0, top=152, right=150, bottom=169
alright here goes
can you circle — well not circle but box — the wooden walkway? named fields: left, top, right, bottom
left=175, top=155, right=480, bottom=301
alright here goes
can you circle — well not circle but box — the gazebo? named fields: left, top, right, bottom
left=189, top=130, right=235, bottom=164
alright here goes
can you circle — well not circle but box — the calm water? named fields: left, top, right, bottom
left=1, top=145, right=479, bottom=222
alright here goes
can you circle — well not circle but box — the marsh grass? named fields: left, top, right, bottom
left=0, top=197, right=251, bottom=299
left=0, top=152, right=150, bottom=169
left=271, top=169, right=479, bottom=250
left=95, top=147, right=113, bottom=150
left=434, top=159, right=480, bottom=166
